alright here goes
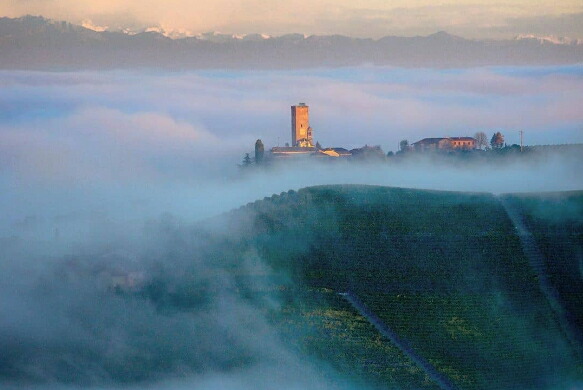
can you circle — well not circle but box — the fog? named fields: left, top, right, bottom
left=1, top=66, right=582, bottom=389
left=1, top=66, right=582, bottom=237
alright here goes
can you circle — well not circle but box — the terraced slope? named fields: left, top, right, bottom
left=218, top=185, right=582, bottom=389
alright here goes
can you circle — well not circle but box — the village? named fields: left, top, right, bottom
left=242, top=103, right=517, bottom=166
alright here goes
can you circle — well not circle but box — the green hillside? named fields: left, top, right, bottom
left=132, top=185, right=583, bottom=389
left=208, top=185, right=583, bottom=389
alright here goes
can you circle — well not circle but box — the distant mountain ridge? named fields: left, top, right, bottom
left=515, top=34, right=583, bottom=46
left=1, top=15, right=583, bottom=70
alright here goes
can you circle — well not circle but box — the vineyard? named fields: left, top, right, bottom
left=195, top=185, right=583, bottom=389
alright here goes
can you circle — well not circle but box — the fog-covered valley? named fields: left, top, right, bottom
left=1, top=66, right=582, bottom=389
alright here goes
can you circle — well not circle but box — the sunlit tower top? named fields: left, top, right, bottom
left=291, top=103, right=313, bottom=147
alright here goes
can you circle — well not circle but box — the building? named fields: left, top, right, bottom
left=267, top=103, right=355, bottom=160
left=411, top=138, right=451, bottom=151
left=271, top=102, right=318, bottom=158
left=412, top=137, right=476, bottom=152
left=270, top=146, right=317, bottom=158
left=291, top=103, right=313, bottom=147
left=449, top=137, right=476, bottom=149
left=318, top=147, right=352, bottom=157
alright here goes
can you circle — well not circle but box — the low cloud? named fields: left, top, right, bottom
left=2, top=67, right=582, bottom=152
left=0, top=66, right=581, bottom=228
left=1, top=107, right=224, bottom=182
left=0, top=209, right=356, bottom=390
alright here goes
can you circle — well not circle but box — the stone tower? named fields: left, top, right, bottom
left=291, top=103, right=313, bottom=147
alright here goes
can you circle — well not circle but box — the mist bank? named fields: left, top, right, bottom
left=2, top=151, right=581, bottom=255
left=2, top=67, right=582, bottom=151
left=1, top=66, right=582, bottom=240
left=2, top=16, right=583, bottom=70
left=0, top=197, right=360, bottom=390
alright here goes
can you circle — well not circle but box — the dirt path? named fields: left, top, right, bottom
left=498, top=196, right=582, bottom=360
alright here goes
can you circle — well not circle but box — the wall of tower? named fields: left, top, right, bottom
left=291, top=105, right=310, bottom=146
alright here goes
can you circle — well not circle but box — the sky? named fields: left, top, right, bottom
left=2, top=0, right=583, bottom=39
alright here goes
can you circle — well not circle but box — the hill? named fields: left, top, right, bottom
left=1, top=16, right=583, bottom=69
left=206, top=185, right=583, bottom=389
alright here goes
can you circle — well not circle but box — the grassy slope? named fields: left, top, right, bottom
left=502, top=192, right=583, bottom=350
left=215, top=185, right=582, bottom=389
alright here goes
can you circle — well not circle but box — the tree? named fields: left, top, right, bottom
left=254, top=139, right=264, bottom=164
left=490, top=132, right=504, bottom=149
left=315, top=141, right=322, bottom=150
left=474, top=131, right=488, bottom=150
left=399, top=139, right=409, bottom=152
left=351, top=145, right=386, bottom=161
left=242, top=153, right=252, bottom=167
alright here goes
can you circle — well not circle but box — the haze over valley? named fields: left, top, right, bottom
left=1, top=2, right=583, bottom=389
